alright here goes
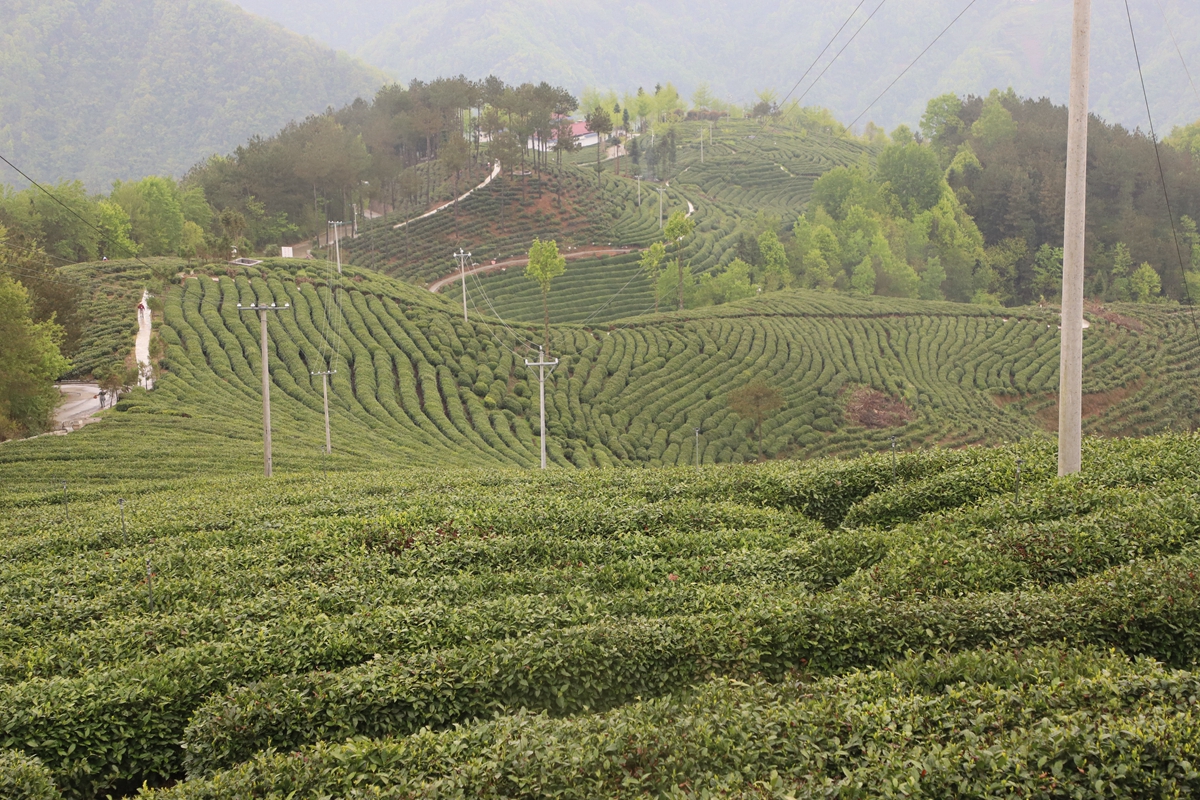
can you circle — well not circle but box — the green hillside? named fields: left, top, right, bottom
left=0, top=0, right=386, bottom=190
left=7, top=431, right=1200, bottom=797
left=341, top=119, right=876, bottom=325
left=4, top=258, right=1197, bottom=488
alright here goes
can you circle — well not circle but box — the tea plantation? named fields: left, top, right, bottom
left=7, top=257, right=1198, bottom=485
left=6, top=433, right=1200, bottom=797
left=7, top=244, right=1200, bottom=796
left=338, top=120, right=871, bottom=328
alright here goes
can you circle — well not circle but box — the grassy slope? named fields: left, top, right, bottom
left=7, top=435, right=1200, bottom=797
left=3, top=257, right=1194, bottom=490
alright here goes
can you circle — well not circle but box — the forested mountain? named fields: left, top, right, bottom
left=231, top=0, right=1200, bottom=132
left=0, top=0, right=386, bottom=191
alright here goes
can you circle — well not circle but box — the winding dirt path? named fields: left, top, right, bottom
left=395, top=162, right=502, bottom=230
left=427, top=248, right=637, bottom=293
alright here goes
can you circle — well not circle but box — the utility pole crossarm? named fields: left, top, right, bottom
left=238, top=302, right=291, bottom=478
left=311, top=369, right=337, bottom=456
left=524, top=347, right=560, bottom=470
left=454, top=249, right=472, bottom=322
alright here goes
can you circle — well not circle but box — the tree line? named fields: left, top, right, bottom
left=721, top=90, right=1200, bottom=307
left=186, top=76, right=579, bottom=243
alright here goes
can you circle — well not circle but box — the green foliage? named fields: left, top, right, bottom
left=971, top=88, right=1019, bottom=146
left=1168, top=120, right=1200, bottom=159
left=0, top=275, right=71, bottom=440
left=111, top=177, right=186, bottom=257
left=694, top=257, right=755, bottom=305
left=945, top=93, right=1200, bottom=304
left=6, top=434, right=1200, bottom=795
left=877, top=141, right=943, bottom=213
left=526, top=238, right=566, bottom=351
left=147, top=648, right=1200, bottom=799
left=0, top=182, right=99, bottom=264
left=1133, top=261, right=1163, bottom=303
left=920, top=93, right=966, bottom=149
left=0, top=751, right=60, bottom=800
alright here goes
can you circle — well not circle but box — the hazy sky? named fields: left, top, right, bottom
left=231, top=0, right=1200, bottom=131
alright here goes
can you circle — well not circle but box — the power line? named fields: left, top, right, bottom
left=580, top=263, right=649, bottom=325
left=1124, top=0, right=1199, bottom=332
left=778, top=0, right=872, bottom=108
left=0, top=239, right=85, bottom=268
left=793, top=0, right=890, bottom=109
left=0, top=153, right=161, bottom=276
left=1154, top=0, right=1200, bottom=113
left=465, top=259, right=540, bottom=347
left=843, top=0, right=981, bottom=134
left=0, top=262, right=89, bottom=290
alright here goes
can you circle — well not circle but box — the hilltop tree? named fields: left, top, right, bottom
left=526, top=238, right=566, bottom=354
left=664, top=211, right=695, bottom=310
left=728, top=379, right=785, bottom=461
left=1131, top=262, right=1162, bottom=303
left=0, top=275, right=70, bottom=441
left=639, top=241, right=667, bottom=311
left=585, top=106, right=613, bottom=186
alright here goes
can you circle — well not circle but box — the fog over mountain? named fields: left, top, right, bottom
left=233, top=0, right=1200, bottom=131
left=0, top=0, right=386, bottom=190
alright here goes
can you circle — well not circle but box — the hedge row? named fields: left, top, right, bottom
left=147, top=647, right=1200, bottom=798
left=181, top=549, right=1200, bottom=776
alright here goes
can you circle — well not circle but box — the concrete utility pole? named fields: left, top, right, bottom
left=1058, top=0, right=1092, bottom=477
left=312, top=369, right=336, bottom=454
left=525, top=347, right=559, bottom=469
left=694, top=427, right=701, bottom=468
left=329, top=221, right=345, bottom=274
left=454, top=248, right=472, bottom=322
left=238, top=301, right=291, bottom=477
left=700, top=134, right=704, bottom=164
left=658, top=186, right=664, bottom=230
left=636, top=175, right=642, bottom=206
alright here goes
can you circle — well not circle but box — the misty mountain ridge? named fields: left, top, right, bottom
left=0, top=0, right=386, bottom=191
left=233, top=0, right=1200, bottom=132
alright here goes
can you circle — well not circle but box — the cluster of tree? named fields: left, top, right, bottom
left=0, top=175, right=272, bottom=269
left=930, top=89, right=1200, bottom=305
left=783, top=136, right=985, bottom=303
left=184, top=76, right=579, bottom=243
left=0, top=223, right=71, bottom=440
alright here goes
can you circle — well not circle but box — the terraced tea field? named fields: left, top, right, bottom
left=342, top=169, right=681, bottom=287
left=7, top=435, right=1200, bottom=797
left=334, top=121, right=876, bottom=329
left=4, top=259, right=1197, bottom=489
left=668, top=119, right=877, bottom=220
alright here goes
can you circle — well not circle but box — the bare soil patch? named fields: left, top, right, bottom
left=845, top=387, right=914, bottom=429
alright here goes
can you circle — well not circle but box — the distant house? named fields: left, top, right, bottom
left=538, top=120, right=599, bottom=150
left=568, top=121, right=600, bottom=149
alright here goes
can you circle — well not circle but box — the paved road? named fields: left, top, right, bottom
left=135, top=291, right=154, bottom=389
left=53, top=383, right=102, bottom=431
left=427, top=248, right=637, bottom=294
